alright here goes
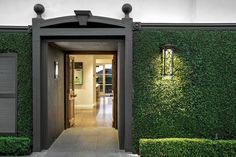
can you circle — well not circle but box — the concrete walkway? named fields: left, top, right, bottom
left=37, top=127, right=139, bottom=157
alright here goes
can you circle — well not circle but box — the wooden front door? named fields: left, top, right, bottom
left=112, top=54, right=118, bottom=129
left=66, top=55, right=76, bottom=128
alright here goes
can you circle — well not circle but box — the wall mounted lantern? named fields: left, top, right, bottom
left=161, top=44, right=175, bottom=78
left=54, top=61, right=59, bottom=79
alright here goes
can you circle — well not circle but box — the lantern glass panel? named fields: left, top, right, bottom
left=162, top=48, right=174, bottom=77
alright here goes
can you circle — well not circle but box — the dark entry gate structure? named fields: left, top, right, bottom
left=32, top=4, right=133, bottom=152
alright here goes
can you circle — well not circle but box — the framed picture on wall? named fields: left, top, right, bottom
left=74, top=62, right=83, bottom=85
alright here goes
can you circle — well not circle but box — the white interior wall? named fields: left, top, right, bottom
left=96, top=55, right=113, bottom=65
left=72, top=54, right=113, bottom=109
left=93, top=56, right=96, bottom=106
left=73, top=55, right=95, bottom=109
left=0, top=0, right=235, bottom=25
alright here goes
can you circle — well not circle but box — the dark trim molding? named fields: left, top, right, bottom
left=39, top=15, right=126, bottom=28
left=0, top=26, right=32, bottom=33
left=1, top=22, right=236, bottom=32
left=0, top=93, right=16, bottom=98
left=1, top=23, right=236, bottom=33
left=66, top=51, right=117, bottom=55
left=139, top=23, right=236, bottom=30
left=0, top=132, right=18, bottom=136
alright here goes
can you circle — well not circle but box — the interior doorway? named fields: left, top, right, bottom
left=65, top=54, right=118, bottom=129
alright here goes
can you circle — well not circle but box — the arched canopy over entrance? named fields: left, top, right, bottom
left=32, top=3, right=133, bottom=152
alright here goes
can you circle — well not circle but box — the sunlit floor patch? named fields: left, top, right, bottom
left=75, top=96, right=113, bottom=127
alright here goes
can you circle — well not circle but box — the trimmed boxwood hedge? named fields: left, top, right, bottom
left=133, top=30, right=236, bottom=151
left=140, top=138, right=236, bottom=157
left=0, top=32, right=32, bottom=155
left=0, top=137, right=31, bottom=155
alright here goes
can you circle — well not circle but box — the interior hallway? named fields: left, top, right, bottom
left=75, top=96, right=113, bottom=128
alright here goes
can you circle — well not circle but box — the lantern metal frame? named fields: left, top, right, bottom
left=161, top=44, right=175, bottom=78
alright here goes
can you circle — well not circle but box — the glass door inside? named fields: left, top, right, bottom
left=96, top=64, right=112, bottom=96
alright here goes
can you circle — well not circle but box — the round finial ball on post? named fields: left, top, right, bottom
left=34, top=4, right=45, bottom=18
left=122, top=3, right=132, bottom=18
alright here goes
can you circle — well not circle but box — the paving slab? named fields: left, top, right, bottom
left=42, top=127, right=139, bottom=157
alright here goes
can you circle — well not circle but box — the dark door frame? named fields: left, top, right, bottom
left=32, top=11, right=133, bottom=152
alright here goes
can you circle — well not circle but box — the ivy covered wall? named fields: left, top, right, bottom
left=0, top=32, right=32, bottom=155
left=132, top=29, right=236, bottom=151
left=0, top=29, right=235, bottom=154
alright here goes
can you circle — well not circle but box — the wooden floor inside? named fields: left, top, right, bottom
left=74, top=96, right=113, bottom=128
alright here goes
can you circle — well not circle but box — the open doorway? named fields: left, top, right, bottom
left=40, top=39, right=126, bottom=150
left=65, top=54, right=117, bottom=129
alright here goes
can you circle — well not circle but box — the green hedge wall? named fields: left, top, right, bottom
left=140, top=138, right=236, bottom=157
left=0, top=137, right=31, bottom=155
left=0, top=32, right=32, bottom=154
left=133, top=30, right=236, bottom=151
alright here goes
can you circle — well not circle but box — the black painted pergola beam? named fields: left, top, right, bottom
left=39, top=28, right=126, bottom=36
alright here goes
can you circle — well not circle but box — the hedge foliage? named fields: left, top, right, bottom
left=140, top=138, right=236, bottom=157
left=0, top=32, right=32, bottom=154
left=133, top=30, right=236, bottom=151
left=0, top=137, right=31, bottom=155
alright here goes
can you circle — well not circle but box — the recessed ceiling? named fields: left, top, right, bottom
left=54, top=40, right=118, bottom=51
